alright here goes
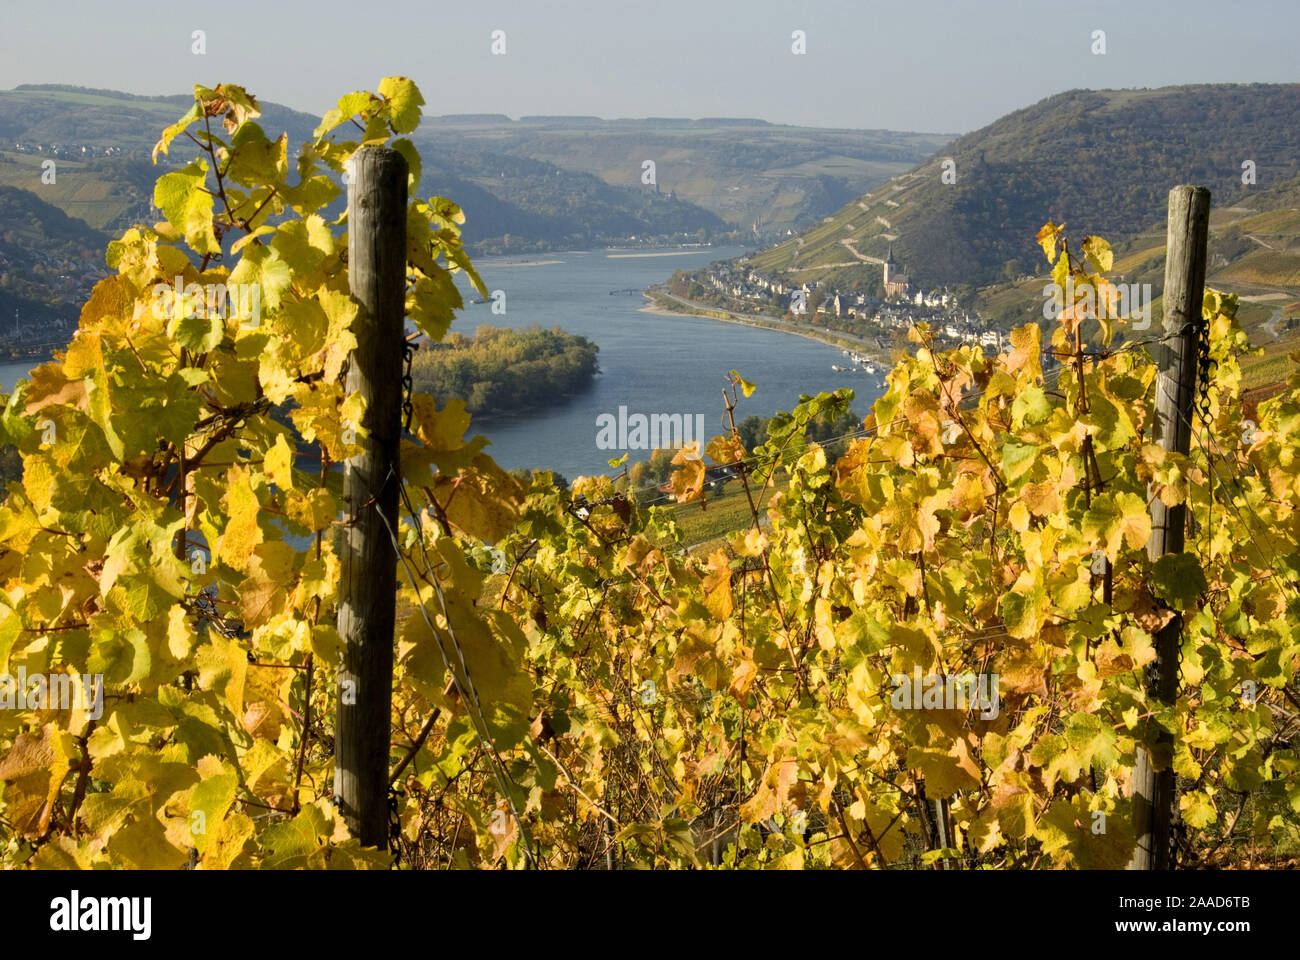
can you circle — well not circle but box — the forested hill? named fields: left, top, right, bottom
left=750, top=83, right=1300, bottom=290
left=412, top=115, right=951, bottom=234
left=0, top=85, right=946, bottom=253
left=0, top=85, right=723, bottom=251
left=0, top=185, right=108, bottom=335
left=420, top=149, right=728, bottom=254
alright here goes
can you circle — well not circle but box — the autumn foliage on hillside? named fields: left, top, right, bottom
left=0, top=79, right=1296, bottom=869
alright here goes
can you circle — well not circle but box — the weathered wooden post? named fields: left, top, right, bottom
left=335, top=147, right=407, bottom=847
left=1128, top=184, right=1210, bottom=870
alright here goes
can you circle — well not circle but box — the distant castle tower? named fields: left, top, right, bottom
left=883, top=244, right=910, bottom=298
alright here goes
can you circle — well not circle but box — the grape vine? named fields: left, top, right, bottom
left=0, top=81, right=1296, bottom=869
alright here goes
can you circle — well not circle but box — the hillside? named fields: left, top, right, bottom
left=0, top=85, right=723, bottom=251
left=972, top=170, right=1300, bottom=352
left=421, top=149, right=727, bottom=253
left=750, top=84, right=1300, bottom=292
left=0, top=85, right=317, bottom=232
left=0, top=85, right=946, bottom=253
left=0, top=184, right=108, bottom=349
left=412, top=115, right=950, bottom=235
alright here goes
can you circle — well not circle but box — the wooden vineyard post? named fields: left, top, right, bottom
left=1128, top=184, right=1211, bottom=870
left=334, top=147, right=408, bottom=847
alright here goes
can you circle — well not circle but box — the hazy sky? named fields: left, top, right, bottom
left=2, top=0, right=1296, bottom=133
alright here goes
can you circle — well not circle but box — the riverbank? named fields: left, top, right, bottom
left=639, top=289, right=900, bottom=368
left=478, top=259, right=565, bottom=268
left=608, top=251, right=711, bottom=259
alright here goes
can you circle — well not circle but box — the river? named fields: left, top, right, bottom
left=0, top=246, right=885, bottom=479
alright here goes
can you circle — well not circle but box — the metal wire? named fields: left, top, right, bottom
left=1175, top=402, right=1300, bottom=609
left=369, top=469, right=540, bottom=868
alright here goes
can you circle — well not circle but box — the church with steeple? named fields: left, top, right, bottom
left=882, top=244, right=910, bottom=298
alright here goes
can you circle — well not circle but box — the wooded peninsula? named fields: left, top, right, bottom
left=409, top=324, right=599, bottom=417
